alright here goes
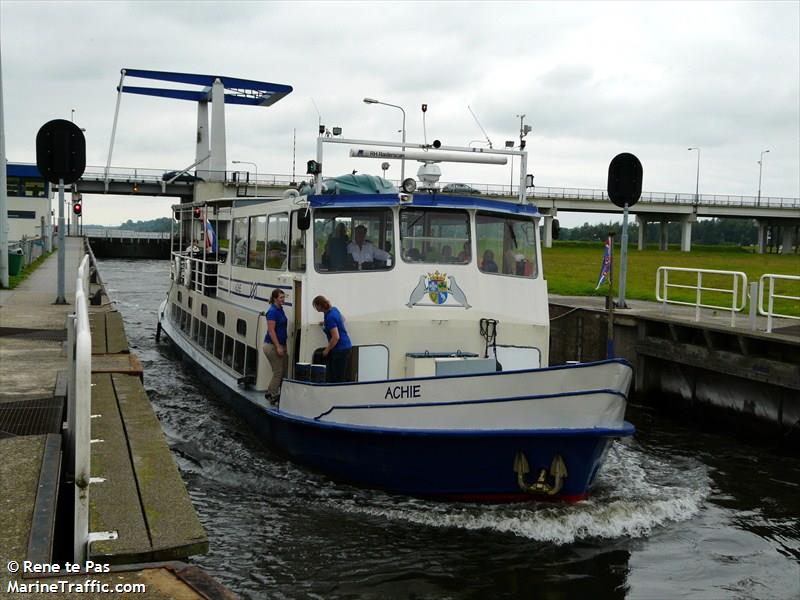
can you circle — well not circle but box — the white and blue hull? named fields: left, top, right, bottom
left=159, top=299, right=634, bottom=502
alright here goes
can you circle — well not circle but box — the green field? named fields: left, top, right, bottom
left=542, top=242, right=800, bottom=317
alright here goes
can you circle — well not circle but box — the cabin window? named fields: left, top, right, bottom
left=188, top=296, right=193, bottom=309
left=191, top=318, right=199, bottom=341
left=236, top=318, right=247, bottom=337
left=199, top=322, right=207, bottom=347
left=201, top=303, right=208, bottom=317
left=245, top=346, right=258, bottom=377
left=214, top=332, right=224, bottom=360
left=266, top=213, right=289, bottom=270
left=217, top=310, right=225, bottom=326
left=233, top=341, right=246, bottom=374
left=289, top=210, right=307, bottom=272
left=223, top=336, right=234, bottom=367
left=476, top=212, right=538, bottom=278
left=177, top=291, right=182, bottom=303
left=313, top=208, right=394, bottom=272
left=232, top=218, right=248, bottom=266
left=247, top=215, right=266, bottom=269
left=400, top=208, right=470, bottom=264
left=205, top=327, right=215, bottom=354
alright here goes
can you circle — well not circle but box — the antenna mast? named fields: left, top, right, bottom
left=468, top=105, right=493, bottom=148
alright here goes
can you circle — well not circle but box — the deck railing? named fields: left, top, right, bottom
left=655, top=267, right=748, bottom=326
left=758, top=274, right=800, bottom=333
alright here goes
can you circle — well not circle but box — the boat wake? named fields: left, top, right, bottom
left=319, top=440, right=710, bottom=545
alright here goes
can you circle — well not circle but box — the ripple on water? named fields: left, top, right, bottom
left=310, top=441, right=710, bottom=545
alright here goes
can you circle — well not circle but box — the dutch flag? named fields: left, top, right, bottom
left=205, top=219, right=218, bottom=253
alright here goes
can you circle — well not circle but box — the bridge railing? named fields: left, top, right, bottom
left=656, top=267, right=748, bottom=326
left=758, top=274, right=800, bottom=333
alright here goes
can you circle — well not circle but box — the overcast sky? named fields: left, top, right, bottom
left=2, top=1, right=798, bottom=227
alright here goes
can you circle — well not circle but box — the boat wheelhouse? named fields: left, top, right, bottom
left=159, top=138, right=633, bottom=502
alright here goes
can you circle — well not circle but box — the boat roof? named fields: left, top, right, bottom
left=308, top=193, right=541, bottom=217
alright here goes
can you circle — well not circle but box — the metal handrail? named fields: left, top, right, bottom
left=758, top=273, right=800, bottom=333
left=71, top=255, right=91, bottom=562
left=656, top=267, right=748, bottom=326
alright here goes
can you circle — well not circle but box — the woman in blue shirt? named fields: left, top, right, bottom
left=262, top=289, right=288, bottom=402
left=312, top=295, right=353, bottom=383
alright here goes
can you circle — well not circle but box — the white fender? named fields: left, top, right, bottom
left=173, top=255, right=181, bottom=281
left=183, top=258, right=192, bottom=287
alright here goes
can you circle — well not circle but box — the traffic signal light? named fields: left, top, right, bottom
left=72, top=202, right=82, bottom=216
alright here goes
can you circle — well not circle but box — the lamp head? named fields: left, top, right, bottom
left=363, top=98, right=378, bottom=104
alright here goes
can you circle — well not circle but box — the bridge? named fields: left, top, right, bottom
left=9, top=159, right=793, bottom=255
left=73, top=164, right=799, bottom=254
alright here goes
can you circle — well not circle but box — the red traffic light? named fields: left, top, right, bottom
left=72, top=202, right=82, bottom=216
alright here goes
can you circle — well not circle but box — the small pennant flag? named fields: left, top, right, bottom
left=595, top=235, right=612, bottom=290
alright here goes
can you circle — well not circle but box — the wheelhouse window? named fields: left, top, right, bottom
left=232, top=218, right=248, bottom=266
left=247, top=216, right=266, bottom=269
left=266, top=213, right=288, bottom=270
left=400, top=208, right=470, bottom=264
left=313, top=208, right=394, bottom=272
left=476, top=212, right=538, bottom=278
left=289, top=210, right=307, bottom=272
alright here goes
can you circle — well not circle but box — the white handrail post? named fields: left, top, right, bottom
left=695, top=271, right=702, bottom=322
left=767, top=277, right=775, bottom=333
left=731, top=275, right=738, bottom=327
left=748, top=282, right=759, bottom=331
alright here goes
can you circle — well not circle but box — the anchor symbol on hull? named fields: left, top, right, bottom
left=513, top=452, right=568, bottom=496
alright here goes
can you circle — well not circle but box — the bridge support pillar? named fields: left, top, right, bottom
left=543, top=216, right=553, bottom=248
left=757, top=220, right=768, bottom=254
left=636, top=215, right=647, bottom=250
left=781, top=226, right=795, bottom=255
left=209, top=78, right=227, bottom=182
left=680, top=214, right=696, bottom=252
left=195, top=101, right=210, bottom=180
left=659, top=220, right=669, bottom=251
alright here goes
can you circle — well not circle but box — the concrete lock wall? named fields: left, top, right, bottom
left=548, top=303, right=800, bottom=448
left=88, top=238, right=171, bottom=259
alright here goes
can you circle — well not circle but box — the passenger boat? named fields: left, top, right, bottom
left=157, top=136, right=634, bottom=502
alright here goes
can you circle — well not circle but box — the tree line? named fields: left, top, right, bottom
left=557, top=218, right=761, bottom=246
left=109, top=216, right=771, bottom=247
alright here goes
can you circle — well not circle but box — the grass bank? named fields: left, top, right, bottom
left=4, top=250, right=55, bottom=290
left=542, top=242, right=800, bottom=317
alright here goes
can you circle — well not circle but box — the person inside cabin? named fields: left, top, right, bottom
left=481, top=249, right=498, bottom=272
left=405, top=247, right=422, bottom=261
left=185, top=239, right=201, bottom=254
left=312, top=295, right=353, bottom=383
left=262, top=289, right=288, bottom=404
left=457, top=241, right=471, bottom=263
left=347, top=225, right=391, bottom=269
left=324, top=222, right=351, bottom=270
left=440, top=245, right=454, bottom=263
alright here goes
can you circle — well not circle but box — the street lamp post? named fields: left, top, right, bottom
left=757, top=149, right=770, bottom=207
left=232, top=160, right=258, bottom=197
left=363, top=98, right=406, bottom=182
left=688, top=147, right=700, bottom=205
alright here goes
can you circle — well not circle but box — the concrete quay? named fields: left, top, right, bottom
left=0, top=238, right=232, bottom=599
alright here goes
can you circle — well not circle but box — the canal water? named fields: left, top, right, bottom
left=101, top=259, right=800, bottom=600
